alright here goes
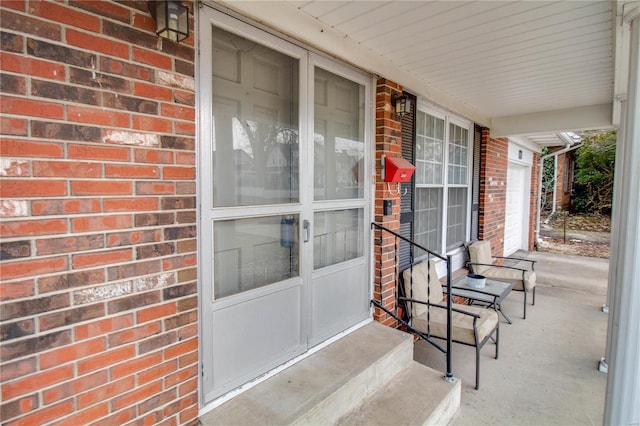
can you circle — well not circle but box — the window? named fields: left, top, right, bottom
left=414, top=109, right=471, bottom=254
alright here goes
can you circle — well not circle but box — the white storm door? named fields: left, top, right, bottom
left=308, top=57, right=371, bottom=347
left=504, top=163, right=526, bottom=255
left=199, top=10, right=309, bottom=403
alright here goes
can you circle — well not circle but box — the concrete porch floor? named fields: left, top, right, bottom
left=414, top=251, right=610, bottom=425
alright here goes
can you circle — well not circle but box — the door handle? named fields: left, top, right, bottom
left=303, top=220, right=311, bottom=243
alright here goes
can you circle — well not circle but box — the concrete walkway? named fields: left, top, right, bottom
left=414, top=251, right=610, bottom=426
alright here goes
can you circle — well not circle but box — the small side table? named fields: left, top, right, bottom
left=448, top=276, right=516, bottom=323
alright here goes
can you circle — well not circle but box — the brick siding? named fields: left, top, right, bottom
left=529, top=152, right=541, bottom=251
left=555, top=151, right=573, bottom=209
left=372, top=79, right=403, bottom=326
left=0, top=1, right=198, bottom=425
left=478, top=128, right=508, bottom=254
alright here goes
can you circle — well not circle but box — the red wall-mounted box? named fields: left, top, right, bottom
left=384, top=156, right=416, bottom=182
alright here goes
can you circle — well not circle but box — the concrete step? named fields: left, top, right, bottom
left=200, top=321, right=460, bottom=425
left=337, top=361, right=461, bottom=426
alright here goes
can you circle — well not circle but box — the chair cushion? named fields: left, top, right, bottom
left=402, top=260, right=443, bottom=318
left=412, top=304, right=498, bottom=345
left=480, top=267, right=536, bottom=291
left=468, top=241, right=494, bottom=274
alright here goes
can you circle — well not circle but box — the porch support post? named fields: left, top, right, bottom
left=604, top=3, right=640, bottom=425
left=552, top=154, right=558, bottom=214
left=372, top=78, right=404, bottom=327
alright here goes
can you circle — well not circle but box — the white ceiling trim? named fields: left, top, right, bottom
left=491, top=103, right=613, bottom=137
left=508, top=135, right=542, bottom=154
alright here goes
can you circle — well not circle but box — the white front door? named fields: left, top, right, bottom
left=199, top=8, right=371, bottom=404
left=504, top=163, right=526, bottom=256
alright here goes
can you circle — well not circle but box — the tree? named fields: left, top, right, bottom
left=573, top=130, right=616, bottom=214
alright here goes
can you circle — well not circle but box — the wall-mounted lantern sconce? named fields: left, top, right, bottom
left=148, top=1, right=189, bottom=43
left=393, top=93, right=410, bottom=117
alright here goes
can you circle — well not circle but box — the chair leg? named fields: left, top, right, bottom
left=523, top=287, right=527, bottom=319
left=495, top=323, right=499, bottom=360
left=475, top=345, right=480, bottom=390
left=532, top=286, right=536, bottom=305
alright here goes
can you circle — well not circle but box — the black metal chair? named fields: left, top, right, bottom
left=402, top=259, right=499, bottom=390
left=466, top=240, right=537, bottom=319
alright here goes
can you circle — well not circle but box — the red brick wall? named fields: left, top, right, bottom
left=0, top=2, right=198, bottom=425
left=529, top=152, right=541, bottom=251
left=372, top=79, right=403, bottom=326
left=478, top=128, right=508, bottom=255
left=555, top=151, right=573, bottom=209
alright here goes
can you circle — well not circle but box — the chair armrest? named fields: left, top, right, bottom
left=495, top=256, right=536, bottom=271
left=432, top=302, right=482, bottom=318
left=497, top=256, right=536, bottom=264
left=399, top=297, right=482, bottom=319
left=467, top=261, right=529, bottom=273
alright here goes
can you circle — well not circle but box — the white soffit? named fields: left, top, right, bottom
left=216, top=1, right=616, bottom=135
left=491, top=103, right=613, bottom=137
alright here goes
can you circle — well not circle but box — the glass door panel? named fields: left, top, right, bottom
left=313, top=67, right=365, bottom=201
left=313, top=209, right=363, bottom=270
left=214, top=215, right=299, bottom=299
left=211, top=26, right=299, bottom=207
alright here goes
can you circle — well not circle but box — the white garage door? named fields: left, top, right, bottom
left=504, top=163, right=527, bottom=256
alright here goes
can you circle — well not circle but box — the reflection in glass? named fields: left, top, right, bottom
left=314, top=68, right=365, bottom=201
left=447, top=188, right=467, bottom=251
left=447, top=123, right=468, bottom=185
left=416, top=111, right=445, bottom=186
left=314, top=209, right=363, bottom=269
left=211, top=26, right=299, bottom=207
left=214, top=215, right=299, bottom=299
left=415, top=188, right=443, bottom=254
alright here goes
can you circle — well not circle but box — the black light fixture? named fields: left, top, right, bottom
left=393, top=93, right=410, bottom=117
left=148, top=1, right=189, bottom=43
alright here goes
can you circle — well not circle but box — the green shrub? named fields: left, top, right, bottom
left=573, top=131, right=616, bottom=214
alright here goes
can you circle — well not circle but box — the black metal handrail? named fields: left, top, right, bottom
left=370, top=222, right=454, bottom=383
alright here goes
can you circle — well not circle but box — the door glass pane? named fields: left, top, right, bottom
left=314, top=209, right=363, bottom=269
left=214, top=215, right=299, bottom=299
left=446, top=187, right=467, bottom=251
left=314, top=67, right=365, bottom=201
left=415, top=188, right=443, bottom=254
left=211, top=26, right=299, bottom=207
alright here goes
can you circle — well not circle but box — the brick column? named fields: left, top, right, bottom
left=478, top=128, right=508, bottom=255
left=372, top=79, right=403, bottom=326
left=555, top=152, right=572, bottom=209
left=528, top=152, right=541, bottom=251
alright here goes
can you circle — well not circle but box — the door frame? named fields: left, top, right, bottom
left=504, top=161, right=532, bottom=255
left=198, top=8, right=310, bottom=404
left=306, top=53, right=373, bottom=347
left=197, top=5, right=375, bottom=408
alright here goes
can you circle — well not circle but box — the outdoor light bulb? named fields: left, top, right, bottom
left=168, top=1, right=179, bottom=31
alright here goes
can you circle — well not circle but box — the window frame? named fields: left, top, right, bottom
left=414, top=105, right=473, bottom=255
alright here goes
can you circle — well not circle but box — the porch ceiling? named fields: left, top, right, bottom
left=217, top=1, right=627, bottom=146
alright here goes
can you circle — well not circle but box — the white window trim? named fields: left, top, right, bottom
left=415, top=104, right=473, bottom=255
